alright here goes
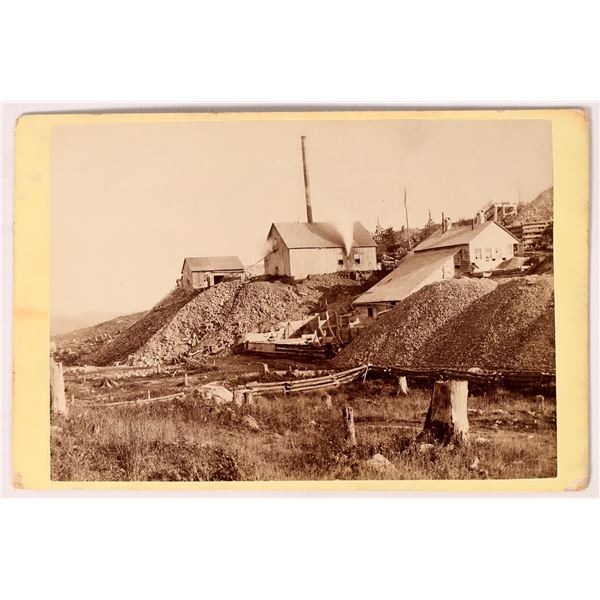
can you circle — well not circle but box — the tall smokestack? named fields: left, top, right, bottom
left=300, top=135, right=313, bottom=223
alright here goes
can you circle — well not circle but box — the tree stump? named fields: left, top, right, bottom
left=397, top=376, right=409, bottom=397
left=421, top=380, right=469, bottom=445
left=184, top=373, right=189, bottom=387
left=245, top=390, right=255, bottom=407
left=261, top=363, right=269, bottom=376
left=50, top=360, right=67, bottom=416
left=342, top=405, right=356, bottom=446
left=233, top=389, right=244, bottom=407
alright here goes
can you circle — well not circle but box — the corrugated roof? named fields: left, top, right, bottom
left=182, top=256, right=244, bottom=272
left=413, top=220, right=518, bottom=252
left=353, top=248, right=459, bottom=305
left=270, top=222, right=376, bottom=249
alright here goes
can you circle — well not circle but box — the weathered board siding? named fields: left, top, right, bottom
left=286, top=246, right=376, bottom=280
left=182, top=263, right=243, bottom=290
left=264, top=228, right=292, bottom=276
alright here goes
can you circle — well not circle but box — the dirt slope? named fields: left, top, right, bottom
left=509, top=187, right=553, bottom=226
left=333, top=278, right=498, bottom=369
left=417, top=275, right=554, bottom=370
left=83, top=273, right=376, bottom=366
left=52, top=311, right=147, bottom=344
left=85, top=286, right=200, bottom=365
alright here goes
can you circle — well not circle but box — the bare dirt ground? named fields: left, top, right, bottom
left=51, top=357, right=556, bottom=482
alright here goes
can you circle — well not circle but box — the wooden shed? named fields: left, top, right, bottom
left=181, top=256, right=244, bottom=290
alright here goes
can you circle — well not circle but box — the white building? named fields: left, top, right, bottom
left=264, top=222, right=377, bottom=279
left=353, top=219, right=519, bottom=319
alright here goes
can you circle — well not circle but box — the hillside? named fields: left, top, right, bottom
left=509, top=187, right=554, bottom=226
left=83, top=273, right=380, bottom=366
left=52, top=311, right=147, bottom=343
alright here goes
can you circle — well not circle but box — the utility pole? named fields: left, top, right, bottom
left=300, top=136, right=313, bottom=223
left=404, top=187, right=411, bottom=249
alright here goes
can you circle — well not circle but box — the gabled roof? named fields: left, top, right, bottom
left=413, top=220, right=519, bottom=252
left=269, top=221, right=376, bottom=249
left=182, top=256, right=244, bottom=273
left=353, top=248, right=458, bottom=305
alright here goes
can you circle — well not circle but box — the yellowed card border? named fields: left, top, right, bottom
left=11, top=108, right=590, bottom=491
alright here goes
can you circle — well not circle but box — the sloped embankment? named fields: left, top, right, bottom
left=85, top=273, right=372, bottom=367
left=418, top=275, right=554, bottom=371
left=332, top=278, right=498, bottom=369
left=85, top=286, right=200, bottom=366
left=335, top=275, right=555, bottom=372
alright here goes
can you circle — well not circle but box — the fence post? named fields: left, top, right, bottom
left=245, top=390, right=255, bottom=407
left=184, top=373, right=189, bottom=387
left=397, top=376, right=409, bottom=397
left=342, top=405, right=356, bottom=446
left=421, top=380, right=469, bottom=445
left=50, top=360, right=68, bottom=416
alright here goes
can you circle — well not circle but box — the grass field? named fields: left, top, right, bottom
left=51, top=373, right=556, bottom=482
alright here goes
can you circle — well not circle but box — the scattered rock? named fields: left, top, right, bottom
left=242, top=415, right=260, bottom=432
left=364, top=453, right=397, bottom=475
left=419, top=443, right=435, bottom=453
left=50, top=425, right=63, bottom=435
left=194, top=384, right=233, bottom=404
left=469, top=457, right=480, bottom=470
left=475, top=437, right=490, bottom=445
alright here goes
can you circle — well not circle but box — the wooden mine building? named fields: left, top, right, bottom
left=181, top=256, right=244, bottom=290
left=353, top=218, right=519, bottom=319
left=264, top=221, right=377, bottom=280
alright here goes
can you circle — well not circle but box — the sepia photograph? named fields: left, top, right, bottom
left=44, top=113, right=562, bottom=483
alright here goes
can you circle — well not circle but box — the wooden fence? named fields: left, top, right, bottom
left=367, top=365, right=555, bottom=389
left=241, top=365, right=368, bottom=396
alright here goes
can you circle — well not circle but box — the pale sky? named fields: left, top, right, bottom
left=51, top=117, right=553, bottom=319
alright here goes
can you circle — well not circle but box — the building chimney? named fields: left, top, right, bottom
left=442, top=212, right=446, bottom=233
left=474, top=210, right=486, bottom=226
left=300, top=136, right=313, bottom=223
left=444, top=217, right=452, bottom=232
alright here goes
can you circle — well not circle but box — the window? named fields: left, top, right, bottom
left=474, top=248, right=482, bottom=260
left=338, top=258, right=344, bottom=266
left=354, top=256, right=361, bottom=265
left=461, top=247, right=469, bottom=261
left=485, top=248, right=492, bottom=260
left=367, top=306, right=374, bottom=318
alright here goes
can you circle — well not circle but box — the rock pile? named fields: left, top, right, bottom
left=85, top=286, right=200, bottom=366
left=131, top=280, right=307, bottom=365
left=333, top=278, right=498, bottom=369
left=85, top=273, right=370, bottom=367
left=420, top=276, right=554, bottom=370
left=508, top=187, right=553, bottom=226
left=335, top=275, right=555, bottom=372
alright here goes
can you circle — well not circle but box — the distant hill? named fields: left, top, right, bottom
left=509, top=187, right=554, bottom=226
left=52, top=310, right=147, bottom=343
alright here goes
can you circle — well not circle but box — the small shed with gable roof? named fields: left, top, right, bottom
left=181, top=256, right=244, bottom=290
